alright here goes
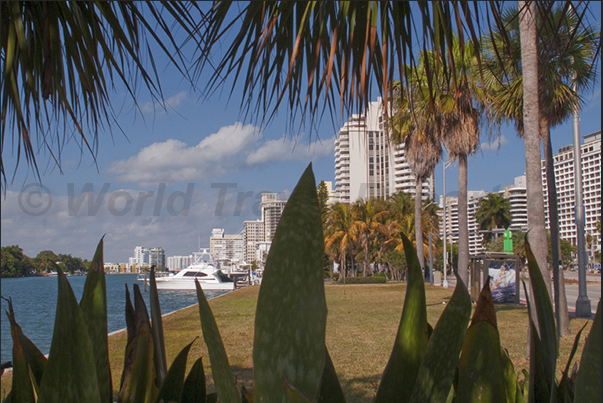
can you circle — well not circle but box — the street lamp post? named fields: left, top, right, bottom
left=442, top=160, right=452, bottom=288
left=573, top=82, right=591, bottom=318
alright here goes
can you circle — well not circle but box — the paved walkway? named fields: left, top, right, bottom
left=433, top=272, right=600, bottom=319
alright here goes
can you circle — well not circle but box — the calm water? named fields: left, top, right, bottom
left=0, top=274, right=229, bottom=363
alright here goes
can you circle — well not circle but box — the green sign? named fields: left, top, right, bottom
left=503, top=229, right=513, bottom=254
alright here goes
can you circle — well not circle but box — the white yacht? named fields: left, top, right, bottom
left=139, top=251, right=235, bottom=291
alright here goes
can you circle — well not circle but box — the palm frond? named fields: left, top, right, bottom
left=1, top=1, right=203, bottom=187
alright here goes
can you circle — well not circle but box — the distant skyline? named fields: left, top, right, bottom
left=1, top=3, right=601, bottom=263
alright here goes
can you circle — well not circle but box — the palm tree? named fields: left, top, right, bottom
left=439, top=38, right=483, bottom=287
left=390, top=74, right=443, bottom=272
left=475, top=193, right=512, bottom=245
left=351, top=198, right=388, bottom=276
left=324, top=202, right=356, bottom=282
left=382, top=195, right=440, bottom=266
left=483, top=3, right=599, bottom=332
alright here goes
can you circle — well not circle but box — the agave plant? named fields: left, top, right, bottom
left=4, top=164, right=601, bottom=403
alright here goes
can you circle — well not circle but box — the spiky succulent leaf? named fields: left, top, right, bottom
left=574, top=300, right=601, bottom=403
left=284, top=379, right=312, bottom=403
left=317, top=347, right=346, bottom=403
left=79, top=237, right=112, bottom=403
left=375, top=232, right=428, bottom=403
left=156, top=340, right=195, bottom=403
left=253, top=163, right=327, bottom=403
left=195, top=281, right=240, bottom=402
left=409, top=272, right=471, bottom=403
left=456, top=282, right=506, bottom=403
left=557, top=322, right=587, bottom=402
left=117, top=284, right=158, bottom=403
left=149, top=267, right=168, bottom=385
left=181, top=358, right=206, bottom=403
left=500, top=347, right=525, bottom=403
left=38, top=269, right=101, bottom=403
left=524, top=240, right=557, bottom=381
left=6, top=298, right=36, bottom=403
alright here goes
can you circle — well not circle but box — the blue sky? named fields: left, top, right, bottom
left=1, top=3, right=601, bottom=263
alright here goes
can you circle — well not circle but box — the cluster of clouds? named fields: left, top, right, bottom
left=108, top=123, right=335, bottom=186
left=479, top=134, right=510, bottom=151
left=1, top=183, right=265, bottom=263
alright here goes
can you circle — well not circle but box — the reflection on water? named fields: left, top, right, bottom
left=0, top=274, right=229, bottom=363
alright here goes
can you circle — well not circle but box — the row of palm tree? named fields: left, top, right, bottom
left=323, top=192, right=439, bottom=281
left=387, top=4, right=598, bottom=331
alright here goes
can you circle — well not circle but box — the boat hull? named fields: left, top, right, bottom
left=141, top=278, right=235, bottom=291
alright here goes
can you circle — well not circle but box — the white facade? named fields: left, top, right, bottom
left=149, top=247, right=166, bottom=269
left=334, top=99, right=434, bottom=204
left=503, top=175, right=528, bottom=231
left=242, top=193, right=288, bottom=264
left=244, top=220, right=265, bottom=263
left=131, top=246, right=149, bottom=268
left=438, top=175, right=530, bottom=256
left=261, top=193, right=287, bottom=242
left=439, top=191, right=487, bottom=256
left=541, top=130, right=601, bottom=256
left=166, top=255, right=193, bottom=271
left=210, top=228, right=245, bottom=262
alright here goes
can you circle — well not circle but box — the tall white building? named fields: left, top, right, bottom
left=503, top=175, right=528, bottom=231
left=243, top=193, right=288, bottom=264
left=439, top=191, right=487, bottom=256
left=541, top=130, right=601, bottom=256
left=334, top=99, right=434, bottom=204
left=438, top=175, right=529, bottom=257
left=210, top=228, right=245, bottom=262
left=261, top=193, right=287, bottom=242
left=130, top=246, right=150, bottom=268
left=149, top=247, right=166, bottom=269
left=166, top=255, right=193, bottom=271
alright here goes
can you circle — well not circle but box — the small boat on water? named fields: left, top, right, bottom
left=138, top=251, right=235, bottom=291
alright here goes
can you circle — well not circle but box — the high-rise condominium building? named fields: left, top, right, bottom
left=243, top=192, right=287, bottom=264
left=334, top=99, right=434, bottom=204
left=244, top=220, right=265, bottom=263
left=166, top=255, right=193, bottom=271
left=541, top=130, right=601, bottom=257
left=438, top=176, right=529, bottom=258
left=210, top=228, right=245, bottom=262
left=439, top=191, right=487, bottom=256
left=261, top=193, right=287, bottom=241
left=149, top=247, right=166, bottom=269
left=502, top=175, right=528, bottom=231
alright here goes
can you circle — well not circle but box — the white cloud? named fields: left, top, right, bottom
left=246, top=135, right=336, bottom=165
left=480, top=135, right=509, bottom=151
left=140, top=91, right=189, bottom=115
left=1, top=183, right=264, bottom=263
left=109, top=124, right=335, bottom=186
left=108, top=123, right=259, bottom=185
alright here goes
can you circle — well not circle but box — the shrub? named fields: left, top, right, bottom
left=338, top=276, right=387, bottom=284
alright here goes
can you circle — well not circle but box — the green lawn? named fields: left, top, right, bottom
left=1, top=283, right=594, bottom=402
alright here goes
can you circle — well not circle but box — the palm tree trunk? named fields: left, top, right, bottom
left=458, top=153, right=470, bottom=286
left=364, top=234, right=369, bottom=277
left=542, top=122, right=571, bottom=335
left=519, top=1, right=551, bottom=294
left=415, top=178, right=425, bottom=271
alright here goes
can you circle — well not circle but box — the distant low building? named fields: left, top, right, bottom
left=166, top=255, right=193, bottom=271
